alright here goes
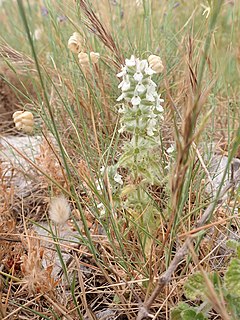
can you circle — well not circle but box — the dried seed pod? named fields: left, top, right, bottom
left=89, top=52, right=100, bottom=64
left=67, top=32, right=82, bottom=53
left=13, top=110, right=34, bottom=134
left=148, top=54, right=164, bottom=73
left=78, top=51, right=100, bottom=67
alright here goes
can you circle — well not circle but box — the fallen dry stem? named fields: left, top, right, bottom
left=179, top=214, right=239, bottom=238
left=137, top=168, right=240, bottom=320
left=43, top=294, right=74, bottom=320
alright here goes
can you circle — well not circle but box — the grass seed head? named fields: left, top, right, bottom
left=49, top=195, right=71, bottom=225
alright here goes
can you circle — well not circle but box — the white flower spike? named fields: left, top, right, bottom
left=117, top=55, right=164, bottom=137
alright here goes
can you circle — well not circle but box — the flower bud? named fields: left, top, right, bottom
left=68, top=32, right=82, bottom=53
left=148, top=55, right=164, bottom=73
left=13, top=111, right=34, bottom=134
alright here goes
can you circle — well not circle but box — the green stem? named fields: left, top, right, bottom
left=133, top=116, right=143, bottom=225
left=143, top=0, right=152, bottom=50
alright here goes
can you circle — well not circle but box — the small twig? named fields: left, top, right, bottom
left=43, top=294, right=74, bottom=320
left=137, top=168, right=240, bottom=320
left=0, top=237, right=21, bottom=242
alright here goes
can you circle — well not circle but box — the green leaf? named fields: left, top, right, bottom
left=171, top=303, right=190, bottom=320
left=184, top=272, right=206, bottom=300
left=226, top=239, right=240, bottom=251
left=225, top=294, right=240, bottom=319
left=171, top=303, right=208, bottom=320
left=225, top=258, right=240, bottom=297
left=181, top=309, right=208, bottom=320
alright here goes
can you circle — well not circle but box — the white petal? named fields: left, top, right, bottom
left=156, top=104, right=164, bottom=112
left=136, top=83, right=146, bottom=93
left=122, top=81, right=131, bottom=91
left=114, top=172, right=123, bottom=185
left=134, top=72, right=143, bottom=82
left=125, top=55, right=136, bottom=67
left=147, top=128, right=155, bottom=136
left=139, top=60, right=148, bottom=71
left=118, top=105, right=126, bottom=113
left=118, top=125, right=126, bottom=133
left=117, top=93, right=126, bottom=101
left=148, top=79, right=157, bottom=87
left=117, top=67, right=127, bottom=77
left=146, top=93, right=155, bottom=102
left=131, top=95, right=141, bottom=105
left=167, top=145, right=175, bottom=154
left=145, top=66, right=155, bottom=75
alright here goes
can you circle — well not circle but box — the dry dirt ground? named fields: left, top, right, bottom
left=0, top=65, right=36, bottom=134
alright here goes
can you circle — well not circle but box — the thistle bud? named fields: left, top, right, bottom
left=148, top=55, right=164, bottom=74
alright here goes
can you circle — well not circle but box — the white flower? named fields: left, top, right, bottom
left=139, top=59, right=148, bottom=71
left=118, top=125, right=126, bottom=133
left=134, top=71, right=143, bottom=82
left=125, top=55, right=136, bottom=67
left=114, top=172, right=123, bottom=185
left=136, top=82, right=146, bottom=93
left=49, top=195, right=71, bottom=225
left=167, top=145, right=175, bottom=154
left=131, top=95, right=141, bottom=106
left=100, top=166, right=106, bottom=175
left=156, top=104, right=164, bottom=113
left=117, top=66, right=127, bottom=78
left=147, top=120, right=157, bottom=136
left=144, top=66, right=155, bottom=75
left=97, top=202, right=106, bottom=216
left=147, top=81, right=157, bottom=95
left=117, top=93, right=126, bottom=102
left=118, top=76, right=131, bottom=91
left=118, top=104, right=126, bottom=114
left=156, top=95, right=164, bottom=112
left=146, top=92, right=155, bottom=102
left=148, top=55, right=164, bottom=73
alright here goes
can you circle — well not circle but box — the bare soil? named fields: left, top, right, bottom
left=0, top=65, right=36, bottom=134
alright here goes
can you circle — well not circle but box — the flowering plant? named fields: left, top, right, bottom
left=116, top=55, right=164, bottom=185
left=98, top=55, right=166, bottom=250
